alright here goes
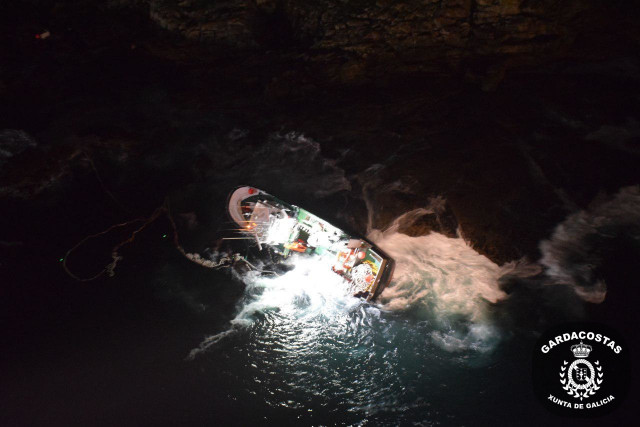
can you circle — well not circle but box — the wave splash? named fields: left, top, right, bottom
left=186, top=255, right=364, bottom=359
left=189, top=207, right=519, bottom=358
left=369, top=213, right=512, bottom=353
left=540, top=185, right=640, bottom=303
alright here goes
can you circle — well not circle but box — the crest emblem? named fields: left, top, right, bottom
left=559, top=341, right=603, bottom=400
left=533, top=323, right=629, bottom=416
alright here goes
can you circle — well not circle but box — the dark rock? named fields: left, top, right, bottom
left=1, top=0, right=638, bottom=269
left=395, top=198, right=459, bottom=238
left=125, top=0, right=640, bottom=85
left=148, top=0, right=256, bottom=46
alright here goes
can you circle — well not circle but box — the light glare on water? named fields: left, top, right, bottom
left=188, top=227, right=516, bottom=418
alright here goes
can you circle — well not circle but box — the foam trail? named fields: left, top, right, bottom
left=359, top=163, right=385, bottom=234
left=186, top=329, right=237, bottom=360
left=540, top=185, right=640, bottom=303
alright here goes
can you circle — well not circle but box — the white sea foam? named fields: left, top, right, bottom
left=189, top=219, right=515, bottom=358
left=370, top=229, right=508, bottom=353
left=187, top=255, right=363, bottom=358
left=540, top=185, right=640, bottom=303
left=187, top=179, right=639, bottom=361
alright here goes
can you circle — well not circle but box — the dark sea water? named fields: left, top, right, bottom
left=3, top=126, right=639, bottom=427
left=2, top=45, right=640, bottom=425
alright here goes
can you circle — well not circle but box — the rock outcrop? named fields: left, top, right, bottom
left=141, top=0, right=636, bottom=83
left=148, top=0, right=257, bottom=46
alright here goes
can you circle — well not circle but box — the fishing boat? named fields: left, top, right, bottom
left=227, top=186, right=394, bottom=301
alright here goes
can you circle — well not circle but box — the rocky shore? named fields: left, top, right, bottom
left=1, top=0, right=639, bottom=266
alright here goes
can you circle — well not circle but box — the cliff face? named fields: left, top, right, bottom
left=285, top=0, right=574, bottom=56
left=143, top=0, right=635, bottom=81
left=148, top=0, right=256, bottom=46
left=1, top=0, right=638, bottom=267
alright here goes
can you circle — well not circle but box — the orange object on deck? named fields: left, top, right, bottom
left=284, top=241, right=307, bottom=253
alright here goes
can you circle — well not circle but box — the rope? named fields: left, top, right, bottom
left=62, top=152, right=279, bottom=281
left=62, top=198, right=279, bottom=282
left=62, top=218, right=145, bottom=281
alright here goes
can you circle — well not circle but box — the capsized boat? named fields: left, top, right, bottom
left=227, top=186, right=394, bottom=301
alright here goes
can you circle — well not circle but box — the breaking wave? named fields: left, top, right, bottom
left=539, top=185, right=640, bottom=303
left=188, top=186, right=640, bottom=361
left=189, top=206, right=517, bottom=359
left=185, top=237, right=513, bottom=415
left=182, top=136, right=640, bottom=415
left=186, top=255, right=361, bottom=359
left=182, top=184, right=640, bottom=416
left=370, top=229, right=507, bottom=353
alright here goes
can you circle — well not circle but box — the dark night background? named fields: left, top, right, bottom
left=1, top=1, right=639, bottom=426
